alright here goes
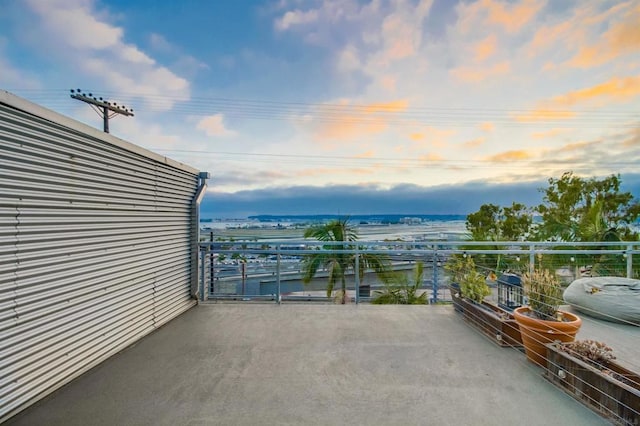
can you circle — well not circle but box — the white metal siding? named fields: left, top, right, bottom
left=0, top=94, right=200, bottom=422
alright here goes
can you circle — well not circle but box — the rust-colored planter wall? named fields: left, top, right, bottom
left=545, top=342, right=640, bottom=426
left=458, top=298, right=523, bottom=348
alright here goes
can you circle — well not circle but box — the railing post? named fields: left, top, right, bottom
left=277, top=245, right=281, bottom=304
left=209, top=231, right=214, bottom=294
left=199, top=246, right=206, bottom=302
left=627, top=244, right=633, bottom=279
left=432, top=248, right=439, bottom=304
left=355, top=247, right=360, bottom=304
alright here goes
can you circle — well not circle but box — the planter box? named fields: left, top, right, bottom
left=545, top=342, right=640, bottom=425
left=458, top=298, right=523, bottom=348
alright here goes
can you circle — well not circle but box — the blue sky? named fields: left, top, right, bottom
left=1, top=0, right=639, bottom=217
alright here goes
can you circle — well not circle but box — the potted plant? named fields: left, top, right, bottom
left=545, top=340, right=640, bottom=424
left=514, top=268, right=582, bottom=367
left=446, top=256, right=523, bottom=347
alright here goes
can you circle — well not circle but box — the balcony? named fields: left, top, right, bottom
left=4, top=239, right=639, bottom=425
left=5, top=303, right=627, bottom=425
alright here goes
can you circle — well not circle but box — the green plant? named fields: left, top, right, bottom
left=301, top=218, right=389, bottom=303
left=372, top=262, right=428, bottom=305
left=522, top=268, right=563, bottom=320
left=460, top=268, right=491, bottom=303
left=444, top=255, right=475, bottom=285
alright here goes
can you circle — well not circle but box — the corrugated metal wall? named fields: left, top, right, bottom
left=0, top=92, right=201, bottom=422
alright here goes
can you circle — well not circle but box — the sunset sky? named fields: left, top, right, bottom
left=1, top=0, right=639, bottom=216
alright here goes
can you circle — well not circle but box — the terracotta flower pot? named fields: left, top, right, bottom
left=513, top=306, right=582, bottom=367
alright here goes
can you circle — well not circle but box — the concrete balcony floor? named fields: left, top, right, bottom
left=7, top=304, right=612, bottom=426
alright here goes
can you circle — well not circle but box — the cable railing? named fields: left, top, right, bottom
left=198, top=239, right=639, bottom=424
left=198, top=240, right=639, bottom=303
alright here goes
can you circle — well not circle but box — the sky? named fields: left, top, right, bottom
left=1, top=0, right=639, bottom=217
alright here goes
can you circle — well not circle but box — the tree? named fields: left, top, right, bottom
left=466, top=202, right=532, bottom=241
left=535, top=172, right=640, bottom=241
left=301, top=218, right=389, bottom=303
left=465, top=202, right=532, bottom=272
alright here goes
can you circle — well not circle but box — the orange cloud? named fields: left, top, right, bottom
left=356, top=150, right=375, bottom=158
left=556, top=141, right=596, bottom=153
left=409, top=127, right=456, bottom=148
left=515, top=75, right=640, bottom=122
left=568, top=5, right=640, bottom=68
left=531, top=128, right=570, bottom=139
left=419, top=153, right=444, bottom=161
left=313, top=99, right=408, bottom=141
left=450, top=61, right=510, bottom=83
left=514, top=109, right=576, bottom=122
left=551, top=75, right=640, bottom=107
left=484, top=0, right=545, bottom=33
left=474, top=34, right=497, bottom=61
left=463, top=137, right=486, bottom=148
left=363, top=100, right=409, bottom=113
left=315, top=118, right=387, bottom=141
left=459, top=0, right=544, bottom=34
left=479, top=122, right=494, bottom=132
left=529, top=20, right=573, bottom=52
left=485, top=150, right=532, bottom=161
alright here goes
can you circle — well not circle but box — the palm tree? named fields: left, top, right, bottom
left=372, top=261, right=428, bottom=305
left=301, top=218, right=389, bottom=303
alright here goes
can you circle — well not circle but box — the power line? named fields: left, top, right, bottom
left=10, top=89, right=637, bottom=129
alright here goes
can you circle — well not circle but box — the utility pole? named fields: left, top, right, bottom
left=69, top=89, right=134, bottom=133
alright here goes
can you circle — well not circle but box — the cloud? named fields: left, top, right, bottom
left=311, top=99, right=408, bottom=141
left=551, top=75, right=640, bottom=107
left=485, top=150, right=533, bottom=162
left=274, top=9, right=319, bottom=31
left=408, top=127, right=456, bottom=148
left=531, top=128, right=570, bottom=139
left=363, top=100, right=408, bottom=113
left=200, top=180, right=558, bottom=217
left=513, top=109, right=576, bottom=123
left=568, top=4, right=640, bottom=68
left=456, top=0, right=545, bottom=34
left=474, top=34, right=497, bottom=61
left=149, top=33, right=173, bottom=52
left=272, top=0, right=434, bottom=85
left=24, top=0, right=190, bottom=110
left=514, top=75, right=640, bottom=122
left=197, top=114, right=236, bottom=137
left=450, top=60, right=510, bottom=83
left=419, top=153, right=444, bottom=161
left=479, top=122, right=494, bottom=132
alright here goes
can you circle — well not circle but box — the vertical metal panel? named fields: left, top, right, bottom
left=0, top=93, right=200, bottom=422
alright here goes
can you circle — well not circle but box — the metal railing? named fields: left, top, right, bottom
left=197, top=240, right=640, bottom=303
